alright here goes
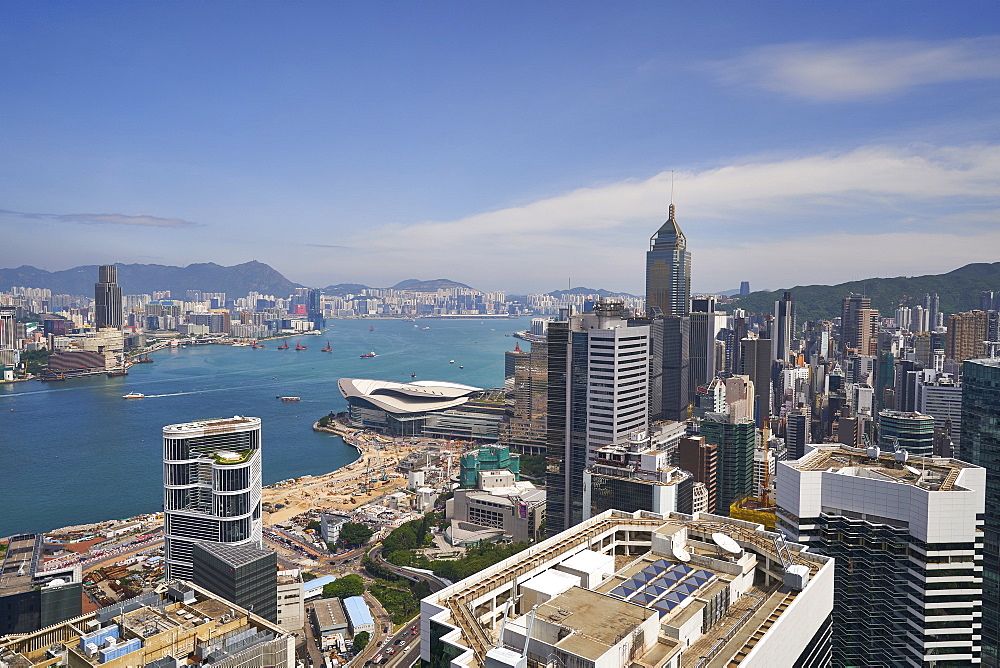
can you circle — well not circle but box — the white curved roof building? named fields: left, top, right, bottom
left=338, top=378, right=504, bottom=440
left=338, top=378, right=483, bottom=414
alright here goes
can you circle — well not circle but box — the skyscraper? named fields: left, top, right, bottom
left=0, top=306, right=16, bottom=350
left=959, top=358, right=1000, bottom=666
left=93, top=265, right=123, bottom=330
left=163, top=416, right=263, bottom=580
left=700, top=413, right=755, bottom=513
left=545, top=301, right=650, bottom=535
left=946, top=311, right=988, bottom=363
left=771, top=291, right=796, bottom=364
left=500, top=342, right=548, bottom=455
left=649, top=315, right=690, bottom=421
left=840, top=295, right=879, bottom=356
left=645, top=204, right=690, bottom=317
left=778, top=445, right=985, bottom=667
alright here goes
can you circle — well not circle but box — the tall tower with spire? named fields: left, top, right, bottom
left=646, top=204, right=691, bottom=317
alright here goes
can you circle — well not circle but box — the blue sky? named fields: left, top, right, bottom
left=2, top=2, right=999, bottom=294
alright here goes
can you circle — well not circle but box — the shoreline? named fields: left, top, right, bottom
left=10, top=417, right=389, bottom=542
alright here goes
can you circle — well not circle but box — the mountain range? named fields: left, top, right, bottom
left=0, top=261, right=302, bottom=298
left=724, top=262, right=1000, bottom=322
left=3, top=261, right=998, bottom=318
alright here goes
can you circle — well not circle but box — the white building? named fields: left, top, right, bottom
left=916, top=372, right=962, bottom=442
left=776, top=444, right=985, bottom=667
left=421, top=509, right=834, bottom=668
left=162, top=416, right=264, bottom=580
left=276, top=569, right=305, bottom=632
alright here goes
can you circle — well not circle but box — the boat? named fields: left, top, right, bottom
left=360, top=351, right=377, bottom=358
left=449, top=360, right=455, bottom=364
left=459, top=365, right=464, bottom=369
left=277, top=340, right=290, bottom=350
left=411, top=372, right=417, bottom=378
left=421, top=327, right=430, bottom=330
left=106, top=369, right=128, bottom=377
left=133, top=354, right=154, bottom=363
left=251, top=341, right=265, bottom=349
left=369, top=326, right=375, bottom=332
left=321, top=341, right=332, bottom=352
left=295, top=342, right=307, bottom=350
left=123, top=392, right=145, bottom=399
left=279, top=396, right=301, bottom=402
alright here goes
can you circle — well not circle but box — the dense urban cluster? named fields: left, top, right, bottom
left=2, top=205, right=999, bottom=668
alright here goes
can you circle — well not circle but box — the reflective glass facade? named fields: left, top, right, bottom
left=960, top=358, right=1000, bottom=666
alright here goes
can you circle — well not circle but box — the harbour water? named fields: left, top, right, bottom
left=0, top=317, right=530, bottom=537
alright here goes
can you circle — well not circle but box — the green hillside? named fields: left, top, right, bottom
left=722, top=262, right=1000, bottom=322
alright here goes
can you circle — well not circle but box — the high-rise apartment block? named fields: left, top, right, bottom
left=94, top=265, right=123, bottom=330
left=740, top=336, right=772, bottom=421
left=546, top=302, right=649, bottom=535
left=163, top=416, right=263, bottom=580
left=778, top=445, right=985, bottom=667
left=959, top=358, right=1000, bottom=666
left=840, top=295, right=879, bottom=356
left=645, top=204, right=690, bottom=317
left=946, top=311, right=988, bottom=362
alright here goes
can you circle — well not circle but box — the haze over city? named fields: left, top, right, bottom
left=2, top=2, right=999, bottom=293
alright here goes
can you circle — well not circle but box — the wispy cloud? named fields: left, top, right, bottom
left=331, top=143, right=1000, bottom=293
left=708, top=37, right=1000, bottom=102
left=0, top=209, right=201, bottom=228
left=303, top=243, right=351, bottom=249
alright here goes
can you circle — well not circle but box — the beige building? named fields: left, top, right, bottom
left=446, top=470, right=545, bottom=545
left=276, top=570, right=304, bottom=632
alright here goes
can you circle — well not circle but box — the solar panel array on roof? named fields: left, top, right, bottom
left=608, top=560, right=716, bottom=617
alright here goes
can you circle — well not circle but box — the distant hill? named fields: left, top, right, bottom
left=723, top=262, right=1000, bottom=322
left=391, top=278, right=473, bottom=291
left=547, top=286, right=642, bottom=299
left=0, top=261, right=302, bottom=298
left=321, top=283, right=373, bottom=296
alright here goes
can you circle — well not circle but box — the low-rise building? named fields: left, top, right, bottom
left=311, top=599, right=348, bottom=651
left=0, top=581, right=295, bottom=668
left=446, top=471, right=545, bottom=545
left=342, top=596, right=374, bottom=636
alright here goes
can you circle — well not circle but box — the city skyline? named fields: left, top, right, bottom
left=2, top=3, right=998, bottom=294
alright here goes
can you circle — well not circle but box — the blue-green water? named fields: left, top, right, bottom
left=0, top=317, right=529, bottom=537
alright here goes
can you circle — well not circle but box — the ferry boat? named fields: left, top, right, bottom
left=123, top=392, right=145, bottom=399
left=279, top=396, right=301, bottom=402
left=449, top=360, right=455, bottom=364
left=360, top=351, right=377, bottom=358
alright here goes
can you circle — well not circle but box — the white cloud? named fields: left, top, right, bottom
left=328, top=143, right=1000, bottom=293
left=708, top=37, right=1000, bottom=102
left=0, top=209, right=200, bottom=228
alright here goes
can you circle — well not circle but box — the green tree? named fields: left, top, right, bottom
left=339, top=522, right=374, bottom=548
left=323, top=574, right=365, bottom=599
left=352, top=631, right=370, bottom=653
left=19, top=349, right=52, bottom=376
left=306, top=520, right=322, bottom=532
